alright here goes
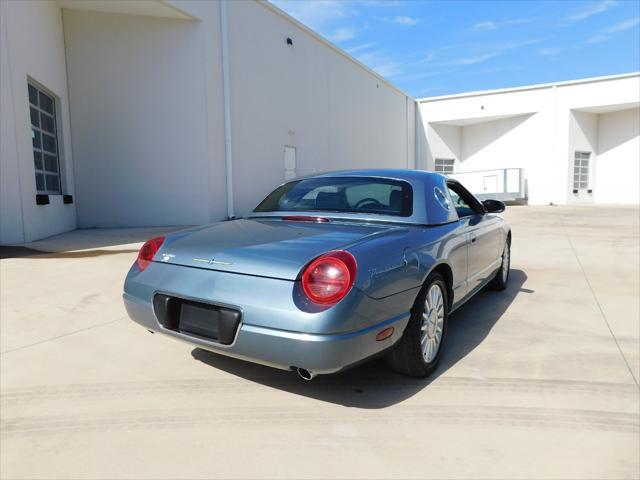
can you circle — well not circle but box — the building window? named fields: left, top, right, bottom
left=28, top=82, right=61, bottom=194
left=434, top=158, right=455, bottom=174
left=573, top=151, right=591, bottom=190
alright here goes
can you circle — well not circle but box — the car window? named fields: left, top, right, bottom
left=344, top=183, right=402, bottom=209
left=447, top=185, right=477, bottom=218
left=300, top=186, right=337, bottom=200
left=254, top=177, right=413, bottom=217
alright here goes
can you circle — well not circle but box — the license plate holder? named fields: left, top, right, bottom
left=153, top=294, right=241, bottom=345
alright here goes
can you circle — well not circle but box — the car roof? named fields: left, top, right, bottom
left=250, top=169, right=459, bottom=226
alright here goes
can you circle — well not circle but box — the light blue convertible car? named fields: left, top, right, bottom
left=124, top=170, right=511, bottom=379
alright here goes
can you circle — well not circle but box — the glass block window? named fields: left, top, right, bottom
left=434, top=158, right=455, bottom=174
left=573, top=151, right=591, bottom=190
left=28, top=82, right=61, bottom=194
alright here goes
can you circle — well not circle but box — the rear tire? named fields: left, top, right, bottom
left=387, top=272, right=448, bottom=378
left=489, top=238, right=510, bottom=291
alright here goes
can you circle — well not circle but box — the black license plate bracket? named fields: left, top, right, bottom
left=153, top=294, right=240, bottom=345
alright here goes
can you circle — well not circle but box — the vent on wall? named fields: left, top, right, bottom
left=284, top=146, right=296, bottom=180
left=434, top=158, right=455, bottom=174
left=36, top=194, right=50, bottom=205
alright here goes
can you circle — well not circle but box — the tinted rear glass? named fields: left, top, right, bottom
left=254, top=177, right=413, bottom=217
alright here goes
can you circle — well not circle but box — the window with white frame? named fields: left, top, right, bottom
left=28, top=82, right=61, bottom=194
left=434, top=158, right=455, bottom=174
left=573, top=151, right=591, bottom=190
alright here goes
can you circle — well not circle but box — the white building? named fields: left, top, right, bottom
left=417, top=73, right=640, bottom=205
left=0, top=0, right=416, bottom=245
left=1, top=1, right=638, bottom=245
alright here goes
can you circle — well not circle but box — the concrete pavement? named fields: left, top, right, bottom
left=1, top=206, right=638, bottom=479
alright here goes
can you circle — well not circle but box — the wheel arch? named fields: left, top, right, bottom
left=424, top=262, right=454, bottom=311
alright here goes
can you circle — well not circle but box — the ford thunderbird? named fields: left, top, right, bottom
left=123, top=170, right=511, bottom=379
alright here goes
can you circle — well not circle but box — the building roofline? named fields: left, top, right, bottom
left=259, top=0, right=412, bottom=100
left=159, top=0, right=198, bottom=19
left=417, top=72, right=640, bottom=103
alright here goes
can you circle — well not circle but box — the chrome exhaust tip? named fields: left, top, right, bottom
left=296, top=367, right=315, bottom=381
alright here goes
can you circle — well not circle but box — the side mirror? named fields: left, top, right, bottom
left=483, top=199, right=505, bottom=213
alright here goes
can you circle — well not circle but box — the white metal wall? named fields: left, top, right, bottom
left=425, top=124, right=460, bottom=168
left=0, top=0, right=77, bottom=244
left=419, top=75, right=640, bottom=205
left=61, top=0, right=415, bottom=227
left=225, top=0, right=414, bottom=215
left=63, top=8, right=227, bottom=228
left=596, top=108, right=640, bottom=204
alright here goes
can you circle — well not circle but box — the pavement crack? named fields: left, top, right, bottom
left=2, top=406, right=638, bottom=436
left=0, top=318, right=122, bottom=355
left=561, top=219, right=639, bottom=387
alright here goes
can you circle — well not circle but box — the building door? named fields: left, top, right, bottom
left=571, top=151, right=594, bottom=203
left=483, top=175, right=498, bottom=194
left=284, top=146, right=296, bottom=180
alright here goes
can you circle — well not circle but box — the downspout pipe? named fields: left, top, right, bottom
left=220, top=0, right=235, bottom=219
left=405, top=96, right=410, bottom=169
left=415, top=100, right=422, bottom=170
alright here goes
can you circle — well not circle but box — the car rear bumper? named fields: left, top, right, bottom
left=123, top=292, right=410, bottom=375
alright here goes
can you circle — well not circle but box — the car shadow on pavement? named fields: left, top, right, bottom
left=191, top=269, right=529, bottom=409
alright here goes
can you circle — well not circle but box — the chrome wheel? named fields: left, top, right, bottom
left=502, top=243, right=510, bottom=283
left=420, top=284, right=445, bottom=363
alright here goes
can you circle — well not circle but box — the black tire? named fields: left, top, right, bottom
left=489, top=237, right=511, bottom=291
left=387, top=272, right=449, bottom=378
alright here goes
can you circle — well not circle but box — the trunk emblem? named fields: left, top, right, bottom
left=193, top=258, right=234, bottom=266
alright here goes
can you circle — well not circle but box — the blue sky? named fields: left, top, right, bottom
left=271, top=0, right=640, bottom=98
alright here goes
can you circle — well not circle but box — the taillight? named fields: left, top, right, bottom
left=136, top=236, right=165, bottom=272
left=301, top=250, right=357, bottom=305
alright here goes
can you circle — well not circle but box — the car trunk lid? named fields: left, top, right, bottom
left=156, top=218, right=400, bottom=280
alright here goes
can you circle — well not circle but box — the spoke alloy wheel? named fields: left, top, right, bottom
left=502, top=244, right=510, bottom=283
left=420, top=284, right=444, bottom=363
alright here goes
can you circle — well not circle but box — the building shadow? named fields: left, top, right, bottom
left=0, top=246, right=141, bottom=259
left=191, top=269, right=529, bottom=409
left=0, top=227, right=186, bottom=259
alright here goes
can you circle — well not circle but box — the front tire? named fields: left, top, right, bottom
left=387, top=272, right=448, bottom=378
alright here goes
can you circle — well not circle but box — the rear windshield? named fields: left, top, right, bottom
left=253, top=177, right=413, bottom=217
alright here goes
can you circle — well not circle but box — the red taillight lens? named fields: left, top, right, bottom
left=301, top=250, right=357, bottom=305
left=136, top=236, right=165, bottom=271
